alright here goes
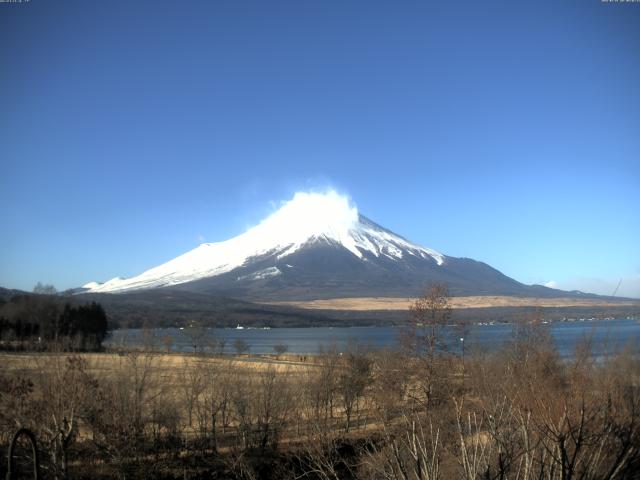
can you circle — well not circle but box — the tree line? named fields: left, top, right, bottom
left=0, top=284, right=108, bottom=351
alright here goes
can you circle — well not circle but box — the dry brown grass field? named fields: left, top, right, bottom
left=2, top=338, right=639, bottom=479
left=0, top=351, right=314, bottom=376
left=268, top=295, right=640, bottom=311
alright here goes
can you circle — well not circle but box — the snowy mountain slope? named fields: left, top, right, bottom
left=83, top=191, right=446, bottom=294
left=82, top=190, right=567, bottom=300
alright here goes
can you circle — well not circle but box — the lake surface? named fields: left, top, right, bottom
left=105, top=318, right=640, bottom=358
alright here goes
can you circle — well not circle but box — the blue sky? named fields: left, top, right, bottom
left=1, top=1, right=639, bottom=297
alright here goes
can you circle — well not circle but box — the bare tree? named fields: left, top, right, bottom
left=371, top=348, right=410, bottom=424
left=83, top=352, right=164, bottom=478
left=140, top=327, right=159, bottom=352
left=161, top=335, right=174, bottom=353
left=195, top=359, right=232, bottom=453
left=254, top=366, right=292, bottom=451
left=402, top=283, right=452, bottom=409
left=305, top=346, right=340, bottom=436
left=233, top=338, right=250, bottom=356
left=338, top=346, right=372, bottom=432
left=217, top=338, right=227, bottom=356
left=230, top=370, right=254, bottom=450
left=405, top=283, right=452, bottom=358
left=453, top=319, right=473, bottom=378
left=180, top=359, right=204, bottom=428
left=184, top=325, right=208, bottom=354
left=363, top=412, right=441, bottom=480
left=453, top=397, right=494, bottom=480
left=273, top=343, right=288, bottom=359
left=34, top=355, right=97, bottom=479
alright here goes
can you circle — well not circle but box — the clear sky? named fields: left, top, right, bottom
left=1, top=1, right=639, bottom=297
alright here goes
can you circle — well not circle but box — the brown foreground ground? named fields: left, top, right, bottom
left=1, top=332, right=639, bottom=480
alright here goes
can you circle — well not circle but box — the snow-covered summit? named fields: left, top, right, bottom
left=83, top=191, right=444, bottom=293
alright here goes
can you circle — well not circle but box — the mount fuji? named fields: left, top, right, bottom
left=82, top=191, right=564, bottom=300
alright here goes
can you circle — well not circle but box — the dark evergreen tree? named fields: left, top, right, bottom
left=0, top=295, right=108, bottom=350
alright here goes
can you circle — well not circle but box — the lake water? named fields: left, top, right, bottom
left=106, top=318, right=640, bottom=358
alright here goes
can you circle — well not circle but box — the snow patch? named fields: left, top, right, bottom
left=237, top=267, right=281, bottom=282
